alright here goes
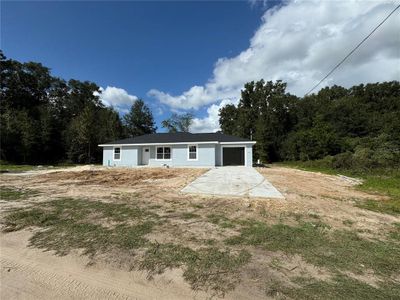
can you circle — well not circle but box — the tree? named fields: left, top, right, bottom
left=162, top=112, right=193, bottom=133
left=123, top=99, right=156, bottom=137
left=219, top=80, right=297, bottom=162
left=0, top=52, right=126, bottom=164
left=219, top=104, right=238, bottom=135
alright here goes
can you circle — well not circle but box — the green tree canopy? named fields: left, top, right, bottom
left=123, top=99, right=156, bottom=137
left=0, top=52, right=125, bottom=164
left=219, top=79, right=400, bottom=168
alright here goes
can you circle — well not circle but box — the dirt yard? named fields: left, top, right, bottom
left=1, top=166, right=399, bottom=299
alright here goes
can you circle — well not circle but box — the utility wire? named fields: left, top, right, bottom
left=305, top=3, right=400, bottom=96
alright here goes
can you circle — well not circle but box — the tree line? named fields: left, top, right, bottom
left=219, top=79, right=400, bottom=170
left=2, top=53, right=398, bottom=169
left=0, top=53, right=199, bottom=164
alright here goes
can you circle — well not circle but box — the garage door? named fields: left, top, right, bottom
left=223, top=147, right=245, bottom=166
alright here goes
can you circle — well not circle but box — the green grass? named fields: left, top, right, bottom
left=181, top=212, right=200, bottom=219
left=355, top=172, right=400, bottom=215
left=389, top=223, right=400, bottom=241
left=0, top=164, right=38, bottom=172
left=141, top=243, right=250, bottom=297
left=0, top=186, right=39, bottom=201
left=226, top=220, right=400, bottom=276
left=356, top=198, right=400, bottom=215
left=269, top=275, right=400, bottom=300
left=0, top=161, right=79, bottom=172
left=2, top=197, right=251, bottom=296
left=207, top=213, right=236, bottom=228
left=3, top=198, right=159, bottom=256
left=277, top=161, right=400, bottom=215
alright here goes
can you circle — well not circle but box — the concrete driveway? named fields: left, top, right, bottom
left=181, top=167, right=284, bottom=199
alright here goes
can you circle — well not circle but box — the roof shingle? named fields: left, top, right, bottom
left=100, top=132, right=252, bottom=145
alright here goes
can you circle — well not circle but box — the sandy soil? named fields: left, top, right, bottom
left=1, top=166, right=398, bottom=299
left=256, top=167, right=398, bottom=233
left=1, top=230, right=208, bottom=300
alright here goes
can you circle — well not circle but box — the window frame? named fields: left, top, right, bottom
left=187, top=144, right=198, bottom=161
left=156, top=146, right=172, bottom=161
left=113, top=146, right=121, bottom=161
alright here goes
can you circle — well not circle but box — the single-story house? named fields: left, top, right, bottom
left=99, top=132, right=256, bottom=167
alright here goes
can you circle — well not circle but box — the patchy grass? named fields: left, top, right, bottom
left=389, top=223, right=400, bottom=241
left=0, top=163, right=37, bottom=172
left=181, top=212, right=200, bottom=220
left=0, top=161, right=78, bottom=172
left=268, top=275, right=400, bottom=300
left=356, top=198, right=400, bottom=215
left=0, top=186, right=39, bottom=201
left=3, top=198, right=159, bottom=256
left=226, top=220, right=400, bottom=276
left=358, top=172, right=400, bottom=199
left=343, top=219, right=355, bottom=226
left=191, top=203, right=204, bottom=209
left=141, top=243, right=250, bottom=297
left=207, top=213, right=236, bottom=228
left=277, top=162, right=400, bottom=215
left=2, top=197, right=251, bottom=296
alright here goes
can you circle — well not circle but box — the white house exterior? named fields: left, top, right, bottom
left=99, top=132, right=256, bottom=167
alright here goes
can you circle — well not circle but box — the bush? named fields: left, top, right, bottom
left=331, top=152, right=354, bottom=170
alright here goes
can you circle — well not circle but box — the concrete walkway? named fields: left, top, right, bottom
left=181, top=167, right=284, bottom=199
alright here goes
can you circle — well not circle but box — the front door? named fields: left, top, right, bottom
left=142, top=147, right=150, bottom=165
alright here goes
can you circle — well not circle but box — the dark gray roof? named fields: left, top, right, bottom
left=101, top=132, right=252, bottom=145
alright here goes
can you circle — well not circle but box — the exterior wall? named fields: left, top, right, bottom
left=245, top=144, right=253, bottom=167
left=215, top=144, right=222, bottom=166
left=148, top=144, right=216, bottom=167
left=102, top=146, right=139, bottom=167
left=102, top=143, right=252, bottom=167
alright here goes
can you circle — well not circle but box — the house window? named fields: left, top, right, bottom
left=188, top=145, right=197, bottom=160
left=156, top=147, right=171, bottom=160
left=113, top=147, right=121, bottom=160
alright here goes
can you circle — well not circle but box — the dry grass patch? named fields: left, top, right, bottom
left=36, top=168, right=207, bottom=188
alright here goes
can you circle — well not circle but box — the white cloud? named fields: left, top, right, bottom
left=94, top=86, right=138, bottom=111
left=191, top=99, right=237, bottom=133
left=149, top=0, right=400, bottom=132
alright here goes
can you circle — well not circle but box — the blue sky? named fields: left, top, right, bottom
left=2, top=1, right=265, bottom=129
left=2, top=1, right=399, bottom=132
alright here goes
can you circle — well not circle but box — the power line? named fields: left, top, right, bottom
left=305, top=3, right=400, bottom=96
